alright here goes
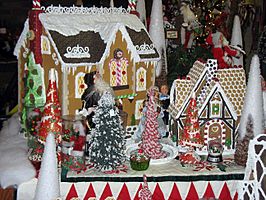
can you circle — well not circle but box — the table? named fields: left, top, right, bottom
left=17, top=159, right=245, bottom=200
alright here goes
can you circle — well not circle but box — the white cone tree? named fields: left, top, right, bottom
left=238, top=55, right=264, bottom=139
left=34, top=133, right=60, bottom=200
left=149, top=0, right=167, bottom=77
left=231, top=15, right=243, bottom=67
left=136, top=0, right=147, bottom=27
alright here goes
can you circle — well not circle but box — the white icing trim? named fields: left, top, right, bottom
left=52, top=53, right=59, bottom=65
left=62, top=65, right=69, bottom=115
left=174, top=61, right=207, bottom=119
left=64, top=44, right=90, bottom=59
left=198, top=83, right=238, bottom=120
left=14, top=19, right=29, bottom=57
left=43, top=5, right=128, bottom=15
left=135, top=43, right=155, bottom=55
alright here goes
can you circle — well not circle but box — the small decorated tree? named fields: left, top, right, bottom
left=88, top=92, right=126, bottom=172
left=139, top=87, right=166, bottom=159
left=180, top=93, right=204, bottom=148
left=21, top=52, right=46, bottom=132
left=235, top=114, right=254, bottom=166
left=38, top=68, right=62, bottom=144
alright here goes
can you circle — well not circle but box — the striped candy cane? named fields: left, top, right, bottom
left=128, top=0, right=137, bottom=12
left=33, top=0, right=41, bottom=9
left=116, top=60, right=122, bottom=86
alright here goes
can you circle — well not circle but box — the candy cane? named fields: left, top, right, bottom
left=33, top=0, right=41, bottom=9
left=128, top=0, right=137, bottom=11
left=116, top=60, right=122, bottom=86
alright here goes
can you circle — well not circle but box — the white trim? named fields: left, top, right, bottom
left=198, top=83, right=238, bottom=120
left=62, top=65, right=69, bottom=115
left=14, top=19, right=29, bottom=57
left=174, top=61, right=207, bottom=119
left=43, top=5, right=128, bottom=15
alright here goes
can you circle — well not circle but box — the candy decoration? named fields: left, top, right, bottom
left=180, top=93, right=204, bottom=148
left=38, top=68, right=62, bottom=143
left=128, top=0, right=137, bottom=12
left=139, top=175, right=152, bottom=200
left=29, top=5, right=43, bottom=64
left=139, top=87, right=166, bottom=159
left=33, top=0, right=41, bottom=9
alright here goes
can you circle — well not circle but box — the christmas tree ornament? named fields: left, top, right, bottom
left=38, top=68, right=62, bottom=144
left=207, top=141, right=223, bottom=163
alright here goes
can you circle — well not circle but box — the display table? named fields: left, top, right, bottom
left=17, top=159, right=245, bottom=200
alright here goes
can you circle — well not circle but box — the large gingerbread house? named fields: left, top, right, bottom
left=169, top=59, right=246, bottom=153
left=14, top=5, right=160, bottom=124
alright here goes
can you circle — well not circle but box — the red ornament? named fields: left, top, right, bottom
left=112, top=71, right=116, bottom=75
left=122, top=70, right=126, bottom=75
left=140, top=78, right=144, bottom=82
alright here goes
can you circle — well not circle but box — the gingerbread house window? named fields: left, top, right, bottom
left=135, top=99, right=145, bottom=120
left=210, top=99, right=222, bottom=118
left=136, top=67, right=146, bottom=91
left=109, top=48, right=129, bottom=90
left=41, top=35, right=51, bottom=55
left=75, top=72, right=86, bottom=98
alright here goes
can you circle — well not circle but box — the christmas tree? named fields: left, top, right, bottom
left=24, top=52, right=46, bottom=107
left=238, top=55, right=264, bottom=139
left=234, top=114, right=254, bottom=166
left=21, top=52, right=46, bottom=132
left=139, top=87, right=166, bottom=159
left=180, top=93, right=203, bottom=148
left=88, top=92, right=126, bottom=172
left=38, top=68, right=62, bottom=144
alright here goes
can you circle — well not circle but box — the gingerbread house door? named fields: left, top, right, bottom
left=204, top=119, right=226, bottom=151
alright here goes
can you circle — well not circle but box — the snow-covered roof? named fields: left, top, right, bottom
left=14, top=6, right=160, bottom=66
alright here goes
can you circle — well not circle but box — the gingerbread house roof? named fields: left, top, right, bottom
left=14, top=6, right=160, bottom=67
left=169, top=60, right=246, bottom=119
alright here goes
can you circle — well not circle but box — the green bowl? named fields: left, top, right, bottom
left=130, top=158, right=150, bottom=171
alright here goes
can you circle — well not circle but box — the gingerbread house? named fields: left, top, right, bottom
left=14, top=5, right=160, bottom=125
left=169, top=59, right=246, bottom=153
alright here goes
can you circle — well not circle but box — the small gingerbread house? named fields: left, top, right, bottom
left=14, top=5, right=160, bottom=125
left=169, top=59, right=246, bottom=153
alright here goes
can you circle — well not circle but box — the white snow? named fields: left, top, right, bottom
left=39, top=12, right=145, bottom=42
left=0, top=114, right=36, bottom=189
left=238, top=55, right=264, bottom=138
left=34, top=133, right=60, bottom=200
